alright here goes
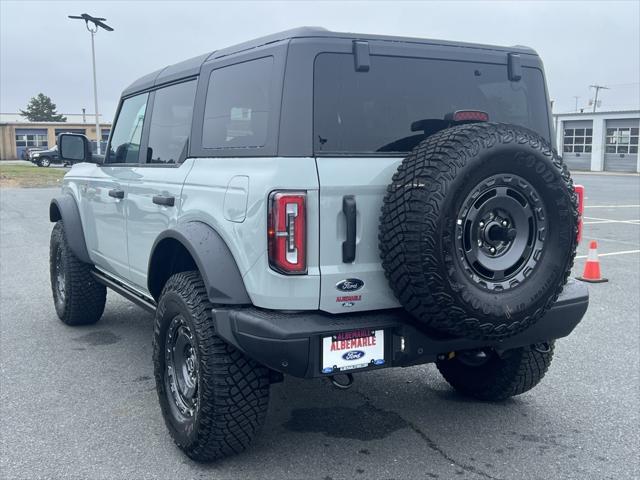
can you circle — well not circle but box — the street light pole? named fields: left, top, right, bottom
left=589, top=85, right=609, bottom=113
left=68, top=14, right=113, bottom=155
left=89, top=25, right=101, bottom=154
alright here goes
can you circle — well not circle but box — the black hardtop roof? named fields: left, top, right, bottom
left=122, top=26, right=538, bottom=97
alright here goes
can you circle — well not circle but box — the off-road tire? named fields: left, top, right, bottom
left=49, top=221, right=106, bottom=325
left=153, top=271, right=270, bottom=462
left=379, top=123, right=578, bottom=340
left=436, top=343, right=554, bottom=401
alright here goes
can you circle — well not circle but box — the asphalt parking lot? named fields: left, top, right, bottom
left=1, top=173, right=638, bottom=480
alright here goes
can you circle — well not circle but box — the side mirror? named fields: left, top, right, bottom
left=58, top=133, right=97, bottom=164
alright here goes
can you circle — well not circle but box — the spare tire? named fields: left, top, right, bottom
left=379, top=123, right=578, bottom=340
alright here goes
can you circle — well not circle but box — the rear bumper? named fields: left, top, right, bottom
left=213, top=279, right=588, bottom=378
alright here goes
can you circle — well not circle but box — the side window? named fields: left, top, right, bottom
left=146, top=80, right=197, bottom=164
left=106, top=93, right=148, bottom=164
left=202, top=56, right=273, bottom=149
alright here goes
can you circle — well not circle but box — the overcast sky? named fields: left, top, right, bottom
left=1, top=0, right=639, bottom=121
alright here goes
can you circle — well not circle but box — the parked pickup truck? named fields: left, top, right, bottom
left=31, top=145, right=59, bottom=167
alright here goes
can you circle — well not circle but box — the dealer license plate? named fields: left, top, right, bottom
left=321, top=329, right=385, bottom=374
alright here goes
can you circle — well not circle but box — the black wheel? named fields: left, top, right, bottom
left=39, top=156, right=51, bottom=167
left=379, top=123, right=578, bottom=340
left=153, top=271, right=270, bottom=462
left=436, top=342, right=554, bottom=401
left=49, top=221, right=106, bottom=325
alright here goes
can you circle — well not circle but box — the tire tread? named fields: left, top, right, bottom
left=152, top=271, right=270, bottom=462
left=436, top=343, right=554, bottom=401
left=379, top=123, right=578, bottom=339
left=49, top=221, right=106, bottom=325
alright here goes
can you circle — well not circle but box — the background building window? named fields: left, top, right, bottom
left=606, top=127, right=639, bottom=154
left=563, top=128, right=592, bottom=153
left=15, top=133, right=48, bottom=147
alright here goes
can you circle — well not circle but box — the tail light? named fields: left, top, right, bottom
left=575, top=184, right=585, bottom=243
left=268, top=191, right=307, bottom=274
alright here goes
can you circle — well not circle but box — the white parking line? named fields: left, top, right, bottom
left=583, top=216, right=640, bottom=225
left=575, top=249, right=640, bottom=259
left=587, top=236, right=640, bottom=247
left=584, top=205, right=640, bottom=209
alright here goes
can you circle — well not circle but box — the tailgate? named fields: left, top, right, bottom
left=316, top=156, right=402, bottom=313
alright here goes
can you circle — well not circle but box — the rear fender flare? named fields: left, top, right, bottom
left=49, top=195, right=91, bottom=264
left=148, top=222, right=251, bottom=305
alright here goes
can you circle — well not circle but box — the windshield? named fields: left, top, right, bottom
left=314, top=53, right=550, bottom=154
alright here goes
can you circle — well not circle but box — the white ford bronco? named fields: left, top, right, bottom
left=49, top=28, right=589, bottom=461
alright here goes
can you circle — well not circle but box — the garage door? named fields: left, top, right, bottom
left=15, top=128, right=48, bottom=160
left=561, top=120, right=592, bottom=171
left=604, top=119, right=639, bottom=173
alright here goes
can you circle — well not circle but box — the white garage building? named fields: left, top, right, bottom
left=553, top=110, right=639, bottom=173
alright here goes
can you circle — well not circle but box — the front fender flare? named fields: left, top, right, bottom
left=49, top=195, right=91, bottom=264
left=148, top=222, right=251, bottom=305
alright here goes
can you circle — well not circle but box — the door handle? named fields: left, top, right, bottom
left=108, top=188, right=124, bottom=199
left=342, top=195, right=356, bottom=263
left=152, top=195, right=175, bottom=207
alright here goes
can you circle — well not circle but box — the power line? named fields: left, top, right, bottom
left=601, top=82, right=639, bottom=88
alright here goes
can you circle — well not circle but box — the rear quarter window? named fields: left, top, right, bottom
left=313, top=53, right=550, bottom=154
left=202, top=56, right=274, bottom=149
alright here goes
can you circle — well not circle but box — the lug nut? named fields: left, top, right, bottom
left=502, top=220, right=508, bottom=227
left=479, top=221, right=484, bottom=227
left=477, top=239, right=483, bottom=247
left=490, top=247, right=496, bottom=254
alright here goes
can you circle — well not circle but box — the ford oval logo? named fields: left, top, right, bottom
left=336, top=278, right=364, bottom=292
left=342, top=350, right=365, bottom=361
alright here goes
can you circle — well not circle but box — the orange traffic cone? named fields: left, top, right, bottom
left=577, top=240, right=608, bottom=283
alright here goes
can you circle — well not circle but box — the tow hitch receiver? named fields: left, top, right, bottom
left=329, top=373, right=355, bottom=389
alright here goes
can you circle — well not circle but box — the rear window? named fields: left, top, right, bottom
left=314, top=53, right=550, bottom=154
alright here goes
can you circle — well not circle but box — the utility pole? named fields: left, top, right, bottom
left=573, top=96, right=580, bottom=112
left=68, top=14, right=113, bottom=155
left=589, top=85, right=609, bottom=113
